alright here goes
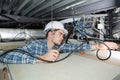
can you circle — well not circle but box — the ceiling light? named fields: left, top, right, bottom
left=65, top=0, right=86, bottom=9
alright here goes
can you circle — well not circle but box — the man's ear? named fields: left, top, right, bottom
left=48, top=31, right=54, bottom=39
left=48, top=31, right=51, bottom=37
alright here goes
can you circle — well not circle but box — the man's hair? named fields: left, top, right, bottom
left=45, top=29, right=59, bottom=38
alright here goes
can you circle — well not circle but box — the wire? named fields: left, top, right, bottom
left=0, top=41, right=112, bottom=63
left=0, top=49, right=53, bottom=63
left=96, top=42, right=111, bottom=61
left=0, top=41, right=87, bottom=63
left=73, top=18, right=89, bottom=44
left=72, top=20, right=112, bottom=61
left=78, top=20, right=87, bottom=35
left=6, top=64, right=13, bottom=80
left=12, top=32, right=35, bottom=41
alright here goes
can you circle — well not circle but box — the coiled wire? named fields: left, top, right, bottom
left=96, top=42, right=111, bottom=61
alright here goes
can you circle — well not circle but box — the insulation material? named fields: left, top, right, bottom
left=0, top=28, right=45, bottom=42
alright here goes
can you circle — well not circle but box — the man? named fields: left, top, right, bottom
left=0, top=21, right=119, bottom=64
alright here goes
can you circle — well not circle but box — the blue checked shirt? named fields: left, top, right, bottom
left=0, top=39, right=91, bottom=64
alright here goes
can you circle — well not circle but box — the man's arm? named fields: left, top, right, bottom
left=91, top=42, right=119, bottom=50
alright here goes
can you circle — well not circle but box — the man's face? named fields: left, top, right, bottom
left=52, top=29, right=64, bottom=45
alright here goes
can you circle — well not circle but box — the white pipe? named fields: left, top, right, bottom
left=84, top=50, right=120, bottom=66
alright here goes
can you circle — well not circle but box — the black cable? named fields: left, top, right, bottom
left=0, top=49, right=72, bottom=63
left=0, top=49, right=53, bottom=63
left=0, top=41, right=112, bottom=63
left=0, top=41, right=86, bottom=63
left=96, top=42, right=111, bottom=61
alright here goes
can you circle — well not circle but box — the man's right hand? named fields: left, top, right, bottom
left=37, top=50, right=59, bottom=63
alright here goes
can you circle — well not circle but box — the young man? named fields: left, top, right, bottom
left=0, top=21, right=119, bottom=64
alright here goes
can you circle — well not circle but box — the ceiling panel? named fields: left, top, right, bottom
left=0, top=0, right=119, bottom=24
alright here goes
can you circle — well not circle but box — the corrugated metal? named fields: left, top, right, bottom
left=0, top=28, right=45, bottom=42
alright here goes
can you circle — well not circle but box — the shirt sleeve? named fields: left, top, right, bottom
left=60, top=43, right=91, bottom=53
left=0, top=51, right=36, bottom=64
left=0, top=40, right=45, bottom=64
left=18, top=41, right=43, bottom=55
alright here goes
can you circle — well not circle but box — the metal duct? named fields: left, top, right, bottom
left=0, top=28, right=45, bottom=42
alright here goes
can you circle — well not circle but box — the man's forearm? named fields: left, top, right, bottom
left=91, top=44, right=100, bottom=50
left=36, top=55, right=46, bottom=63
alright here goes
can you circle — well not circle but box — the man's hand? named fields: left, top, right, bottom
left=37, top=50, right=59, bottom=63
left=99, top=42, right=119, bottom=50
left=91, top=42, right=119, bottom=50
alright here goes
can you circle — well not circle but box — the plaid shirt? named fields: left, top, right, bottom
left=0, top=39, right=91, bottom=64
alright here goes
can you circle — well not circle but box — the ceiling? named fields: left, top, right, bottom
left=0, top=0, right=120, bottom=41
left=0, top=0, right=119, bottom=27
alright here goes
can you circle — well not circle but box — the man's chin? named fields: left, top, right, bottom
left=57, top=43, right=61, bottom=45
left=56, top=42, right=61, bottom=45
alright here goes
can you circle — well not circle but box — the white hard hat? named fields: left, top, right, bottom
left=44, top=21, right=68, bottom=35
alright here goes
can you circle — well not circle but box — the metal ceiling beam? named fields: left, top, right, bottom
left=0, top=22, right=17, bottom=27
left=54, top=0, right=119, bottom=18
left=35, top=0, right=76, bottom=17
left=73, top=0, right=118, bottom=15
left=0, top=0, right=4, bottom=13
left=27, top=0, right=61, bottom=17
left=22, top=0, right=45, bottom=16
left=6, top=0, right=18, bottom=14
left=0, top=0, right=7, bottom=12
left=14, top=0, right=31, bottom=15
left=39, top=0, right=85, bottom=18
left=0, top=15, right=11, bottom=21
left=1, top=14, right=43, bottom=23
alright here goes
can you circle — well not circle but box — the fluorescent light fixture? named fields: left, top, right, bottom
left=60, top=18, right=80, bottom=24
left=65, top=0, right=86, bottom=9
